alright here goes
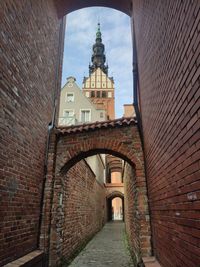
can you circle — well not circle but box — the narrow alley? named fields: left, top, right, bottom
left=69, top=222, right=134, bottom=267
left=1, top=1, right=199, bottom=267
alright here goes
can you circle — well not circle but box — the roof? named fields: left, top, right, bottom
left=56, top=117, right=137, bottom=134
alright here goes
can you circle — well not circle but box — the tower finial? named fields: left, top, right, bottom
left=96, top=22, right=101, bottom=39
left=89, top=22, right=108, bottom=75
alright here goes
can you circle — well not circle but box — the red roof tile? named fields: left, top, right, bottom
left=56, top=117, right=137, bottom=134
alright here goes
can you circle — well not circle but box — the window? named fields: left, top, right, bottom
left=100, top=112, right=104, bottom=118
left=102, top=91, right=107, bottom=98
left=91, top=91, right=95, bottom=97
left=59, top=109, right=75, bottom=126
left=97, top=91, right=101, bottom=98
left=63, top=109, right=74, bottom=117
left=108, top=92, right=112, bottom=98
left=85, top=92, right=90, bottom=97
left=80, top=110, right=91, bottom=123
left=66, top=92, right=74, bottom=102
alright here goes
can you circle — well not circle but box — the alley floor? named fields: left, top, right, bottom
left=69, top=222, right=134, bottom=267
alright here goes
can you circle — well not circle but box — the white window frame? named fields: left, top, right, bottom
left=65, top=92, right=74, bottom=102
left=80, top=109, right=91, bottom=123
left=59, top=109, right=75, bottom=126
left=108, top=92, right=112, bottom=98
left=85, top=91, right=90, bottom=97
left=63, top=109, right=74, bottom=117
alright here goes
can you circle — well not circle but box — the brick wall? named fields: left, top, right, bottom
left=132, top=1, right=200, bottom=266
left=50, top=123, right=151, bottom=264
left=61, top=160, right=106, bottom=263
left=2, top=1, right=198, bottom=266
left=124, top=163, right=151, bottom=265
left=0, top=1, right=64, bottom=265
left=44, top=136, right=106, bottom=266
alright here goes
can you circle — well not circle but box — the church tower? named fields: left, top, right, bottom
left=82, top=23, right=115, bottom=120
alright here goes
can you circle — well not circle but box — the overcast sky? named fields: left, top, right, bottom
left=62, top=7, right=133, bottom=118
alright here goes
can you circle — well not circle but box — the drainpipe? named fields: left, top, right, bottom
left=38, top=107, right=56, bottom=267
left=131, top=17, right=143, bottom=141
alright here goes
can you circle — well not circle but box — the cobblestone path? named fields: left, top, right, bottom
left=69, top=222, right=134, bottom=267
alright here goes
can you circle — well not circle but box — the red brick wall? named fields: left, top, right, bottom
left=0, top=1, right=64, bottom=265
left=124, top=163, right=151, bottom=265
left=61, top=160, right=106, bottom=263
left=46, top=124, right=147, bottom=265
left=2, top=1, right=199, bottom=266
left=50, top=124, right=151, bottom=264
left=132, top=1, right=200, bottom=266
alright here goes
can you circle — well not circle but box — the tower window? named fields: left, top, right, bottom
left=91, top=91, right=95, bottom=97
left=102, top=91, right=107, bottom=98
left=108, top=92, right=112, bottom=98
left=85, top=92, right=90, bottom=97
left=97, top=91, right=101, bottom=98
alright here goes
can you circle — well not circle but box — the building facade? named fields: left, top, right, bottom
left=123, top=104, right=136, bottom=117
left=82, top=23, right=115, bottom=120
left=59, top=76, right=106, bottom=126
left=58, top=76, right=106, bottom=183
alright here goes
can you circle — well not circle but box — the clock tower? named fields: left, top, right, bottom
left=82, top=23, right=115, bottom=120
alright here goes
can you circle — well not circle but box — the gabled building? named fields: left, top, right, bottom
left=59, top=76, right=106, bottom=126
left=58, top=76, right=106, bottom=184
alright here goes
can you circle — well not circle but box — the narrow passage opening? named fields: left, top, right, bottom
left=52, top=151, right=143, bottom=266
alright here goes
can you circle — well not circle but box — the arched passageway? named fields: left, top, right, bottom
left=40, top=117, right=151, bottom=266
left=106, top=155, right=123, bottom=183
left=106, top=192, right=124, bottom=221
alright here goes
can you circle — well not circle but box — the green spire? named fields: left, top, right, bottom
left=96, top=23, right=101, bottom=39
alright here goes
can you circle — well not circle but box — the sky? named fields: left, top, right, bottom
left=62, top=7, right=133, bottom=118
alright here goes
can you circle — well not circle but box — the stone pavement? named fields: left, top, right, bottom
left=69, top=222, right=134, bottom=267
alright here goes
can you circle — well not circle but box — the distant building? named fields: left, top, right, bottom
left=59, top=76, right=106, bottom=126
left=123, top=104, right=136, bottom=117
left=58, top=76, right=106, bottom=183
left=82, top=23, right=115, bottom=120
left=82, top=23, right=124, bottom=221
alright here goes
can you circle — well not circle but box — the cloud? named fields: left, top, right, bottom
left=62, top=7, right=133, bottom=117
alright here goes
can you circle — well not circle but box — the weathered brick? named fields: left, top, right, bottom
left=132, top=0, right=200, bottom=266
left=0, top=0, right=64, bottom=265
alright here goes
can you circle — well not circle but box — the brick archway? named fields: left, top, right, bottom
left=54, top=0, right=132, bottom=18
left=55, top=118, right=144, bottom=178
left=40, top=118, right=151, bottom=266
left=106, top=191, right=125, bottom=222
left=106, top=191, right=124, bottom=199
